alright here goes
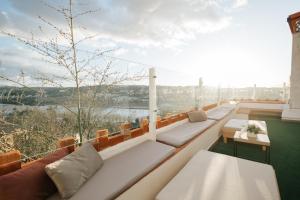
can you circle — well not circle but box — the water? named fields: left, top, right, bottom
left=0, top=104, right=149, bottom=119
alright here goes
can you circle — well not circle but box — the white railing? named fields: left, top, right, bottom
left=1, top=64, right=290, bottom=163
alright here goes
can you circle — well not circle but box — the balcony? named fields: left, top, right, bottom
left=1, top=3, right=300, bottom=200
left=0, top=64, right=297, bottom=199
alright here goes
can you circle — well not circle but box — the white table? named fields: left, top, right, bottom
left=222, top=119, right=267, bottom=143
left=234, top=131, right=271, bottom=163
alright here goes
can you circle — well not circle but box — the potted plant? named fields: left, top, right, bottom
left=246, top=124, right=261, bottom=139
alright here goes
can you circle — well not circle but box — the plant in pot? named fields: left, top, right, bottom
left=246, top=124, right=261, bottom=139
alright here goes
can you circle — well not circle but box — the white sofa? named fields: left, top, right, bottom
left=48, top=140, right=175, bottom=200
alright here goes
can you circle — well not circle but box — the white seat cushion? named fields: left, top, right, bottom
left=48, top=140, right=175, bottom=200
left=156, top=150, right=280, bottom=200
left=157, top=120, right=216, bottom=147
left=207, top=107, right=233, bottom=120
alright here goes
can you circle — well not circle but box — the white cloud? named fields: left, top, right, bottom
left=0, top=11, right=8, bottom=28
left=2, top=0, right=247, bottom=47
left=0, top=0, right=248, bottom=85
left=232, top=0, right=248, bottom=8
left=0, top=45, right=68, bottom=80
left=82, top=0, right=234, bottom=47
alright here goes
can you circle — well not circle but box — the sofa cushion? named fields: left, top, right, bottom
left=207, top=107, right=233, bottom=120
left=157, top=120, right=216, bottom=147
left=156, top=150, right=280, bottom=200
left=0, top=161, right=21, bottom=176
left=187, top=110, right=207, bottom=122
left=0, top=148, right=69, bottom=200
left=45, top=143, right=103, bottom=199
left=222, top=119, right=248, bottom=132
left=0, top=150, right=21, bottom=175
left=47, top=140, right=175, bottom=200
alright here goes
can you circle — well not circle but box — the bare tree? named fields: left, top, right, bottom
left=1, top=0, right=146, bottom=143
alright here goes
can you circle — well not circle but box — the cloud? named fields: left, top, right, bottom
left=0, top=11, right=8, bottom=28
left=80, top=0, right=236, bottom=47
left=232, top=0, right=248, bottom=8
left=0, top=43, right=69, bottom=82
left=0, top=0, right=248, bottom=85
left=2, top=0, right=247, bottom=47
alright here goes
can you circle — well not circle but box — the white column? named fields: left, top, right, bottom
left=149, top=67, right=157, bottom=140
left=232, top=87, right=236, bottom=100
left=252, top=84, right=256, bottom=100
left=198, top=78, right=203, bottom=108
left=288, top=82, right=291, bottom=102
left=217, top=85, right=221, bottom=105
left=290, top=33, right=300, bottom=108
left=282, top=82, right=287, bottom=102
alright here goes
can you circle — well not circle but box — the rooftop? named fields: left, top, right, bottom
left=211, top=115, right=300, bottom=200
left=0, top=2, right=300, bottom=200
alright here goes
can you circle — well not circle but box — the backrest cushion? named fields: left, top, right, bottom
left=0, top=150, right=21, bottom=176
left=188, top=110, right=208, bottom=122
left=45, top=142, right=104, bottom=199
left=0, top=148, right=69, bottom=200
left=0, top=161, right=21, bottom=176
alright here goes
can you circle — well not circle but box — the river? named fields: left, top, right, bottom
left=0, top=104, right=149, bottom=119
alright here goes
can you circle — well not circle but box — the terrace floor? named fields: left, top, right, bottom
left=210, top=115, right=300, bottom=200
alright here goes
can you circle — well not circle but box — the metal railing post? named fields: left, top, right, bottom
left=149, top=68, right=157, bottom=140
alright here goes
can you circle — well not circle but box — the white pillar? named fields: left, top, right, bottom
left=282, top=82, right=287, bottom=102
left=232, top=87, right=236, bottom=100
left=198, top=78, right=203, bottom=108
left=288, top=82, right=291, bottom=102
left=252, top=84, right=256, bottom=100
left=149, top=67, right=157, bottom=140
left=290, top=33, right=300, bottom=108
left=288, top=13, right=300, bottom=109
left=217, top=85, right=221, bottom=105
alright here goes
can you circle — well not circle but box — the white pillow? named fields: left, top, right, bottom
left=188, top=110, right=208, bottom=122
left=45, top=143, right=103, bottom=199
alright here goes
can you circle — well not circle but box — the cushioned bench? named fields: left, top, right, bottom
left=156, top=120, right=216, bottom=147
left=48, top=140, right=175, bottom=200
left=207, top=106, right=234, bottom=120
left=238, top=103, right=288, bottom=114
left=220, top=103, right=237, bottom=110
left=156, top=150, right=280, bottom=200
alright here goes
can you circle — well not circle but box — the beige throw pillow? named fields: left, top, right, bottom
left=45, top=143, right=103, bottom=199
left=188, top=110, right=208, bottom=122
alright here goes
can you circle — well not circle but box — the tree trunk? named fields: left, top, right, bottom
left=69, top=0, right=83, bottom=144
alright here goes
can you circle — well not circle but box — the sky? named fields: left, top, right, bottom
left=0, top=0, right=299, bottom=87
